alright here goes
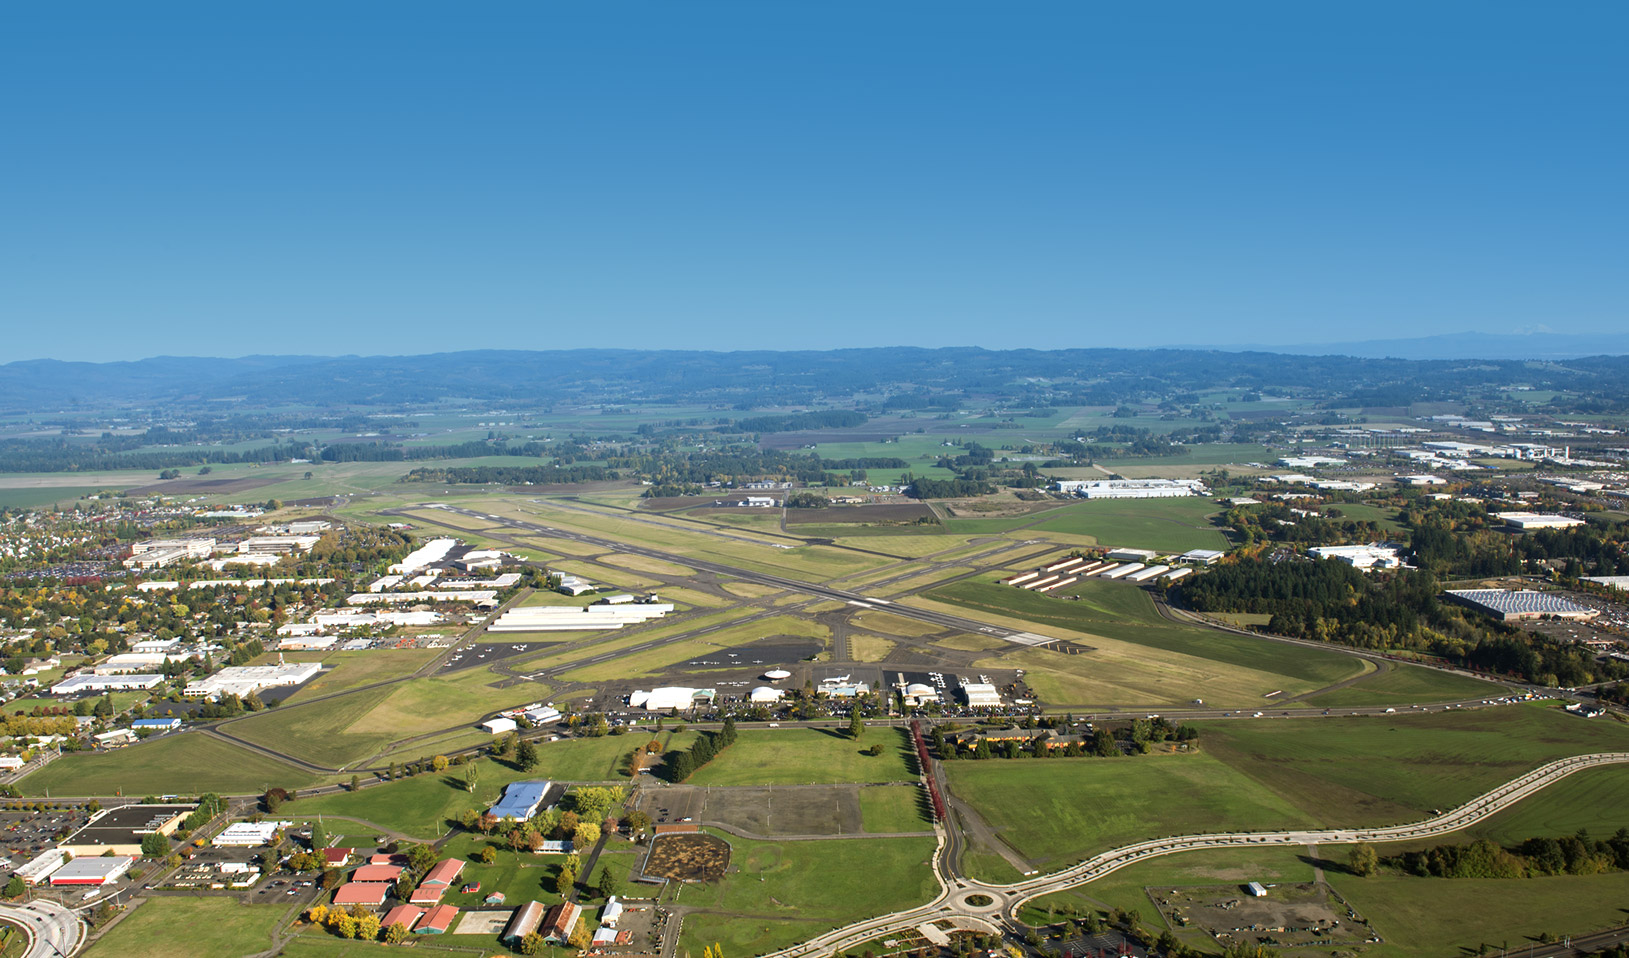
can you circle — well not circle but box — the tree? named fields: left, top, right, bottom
left=625, top=809, right=652, bottom=836
left=478, top=845, right=498, bottom=864
left=848, top=709, right=864, bottom=739
left=354, top=913, right=381, bottom=941
left=1348, top=842, right=1379, bottom=877
left=140, top=832, right=168, bottom=857
left=384, top=921, right=410, bottom=944
left=556, top=864, right=577, bottom=896
left=597, top=866, right=620, bottom=899
left=568, top=915, right=592, bottom=950
left=349, top=775, right=360, bottom=793
left=464, top=762, right=481, bottom=793
left=574, top=821, right=601, bottom=849
left=517, top=738, right=538, bottom=771
left=310, top=820, right=329, bottom=853
left=4, top=875, right=23, bottom=899
left=520, top=931, right=547, bottom=955
left=431, top=754, right=449, bottom=772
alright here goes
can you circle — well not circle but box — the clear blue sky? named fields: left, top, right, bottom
left=4, top=2, right=1624, bottom=361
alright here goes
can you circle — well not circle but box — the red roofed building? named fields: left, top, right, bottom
left=409, top=881, right=445, bottom=905
left=369, top=853, right=408, bottom=866
left=421, top=858, right=465, bottom=887
left=321, top=848, right=353, bottom=868
left=380, top=904, right=424, bottom=932
left=415, top=904, right=459, bottom=934
left=541, top=901, right=581, bottom=944
left=352, top=863, right=404, bottom=883
left=332, top=882, right=392, bottom=907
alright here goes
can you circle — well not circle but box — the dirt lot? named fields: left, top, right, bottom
left=783, top=503, right=938, bottom=525
left=127, top=476, right=281, bottom=495
left=640, top=832, right=731, bottom=882
left=633, top=785, right=863, bottom=836
left=1150, top=882, right=1374, bottom=951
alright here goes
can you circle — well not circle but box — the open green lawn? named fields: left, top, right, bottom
left=1200, top=704, right=1629, bottom=826
left=19, top=732, right=319, bottom=796
left=1302, top=663, right=1503, bottom=707
left=82, top=896, right=285, bottom=958
left=0, top=485, right=105, bottom=509
left=1017, top=846, right=1315, bottom=927
left=686, top=727, right=916, bottom=786
left=945, top=751, right=1315, bottom=877
left=676, top=832, right=939, bottom=958
left=859, top=784, right=933, bottom=832
left=1025, top=498, right=1231, bottom=552
left=1328, top=871, right=1629, bottom=958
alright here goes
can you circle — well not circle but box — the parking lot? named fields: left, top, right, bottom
left=0, top=806, right=92, bottom=861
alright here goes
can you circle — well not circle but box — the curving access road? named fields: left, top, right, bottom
left=765, top=751, right=1629, bottom=958
left=0, top=899, right=84, bottom=958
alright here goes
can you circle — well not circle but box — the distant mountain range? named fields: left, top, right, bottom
left=1186, top=331, right=1629, bottom=361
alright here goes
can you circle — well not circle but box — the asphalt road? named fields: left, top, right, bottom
left=764, top=751, right=1629, bottom=958
left=0, top=899, right=84, bottom=958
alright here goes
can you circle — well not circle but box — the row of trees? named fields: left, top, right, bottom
left=665, top=718, right=737, bottom=782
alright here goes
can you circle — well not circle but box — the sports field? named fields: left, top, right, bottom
left=945, top=751, right=1315, bottom=876
left=18, top=732, right=319, bottom=797
left=686, top=727, right=916, bottom=786
left=1200, top=704, right=1629, bottom=826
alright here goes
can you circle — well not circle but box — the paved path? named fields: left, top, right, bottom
left=764, top=751, right=1629, bottom=958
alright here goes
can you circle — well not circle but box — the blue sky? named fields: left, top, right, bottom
left=3, top=2, right=1625, bottom=361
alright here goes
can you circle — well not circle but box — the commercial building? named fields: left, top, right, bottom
left=489, top=781, right=552, bottom=821
left=51, top=674, right=163, bottom=695
left=50, top=856, right=133, bottom=886
left=237, top=535, right=321, bottom=555
left=15, top=849, right=68, bottom=885
left=182, top=661, right=323, bottom=700
left=1105, top=548, right=1158, bottom=562
left=60, top=803, right=195, bottom=857
left=1396, top=475, right=1448, bottom=486
left=1584, top=576, right=1629, bottom=591
left=1497, top=512, right=1587, bottom=531
left=1444, top=589, right=1600, bottom=622
left=132, top=718, right=182, bottom=733
left=214, top=821, right=286, bottom=846
left=1054, top=479, right=1207, bottom=499
left=124, top=538, right=216, bottom=570
left=1178, top=549, right=1225, bottom=565
left=480, top=717, right=519, bottom=735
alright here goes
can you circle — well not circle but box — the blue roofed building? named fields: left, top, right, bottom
left=488, top=780, right=551, bottom=821
left=132, top=718, right=183, bottom=732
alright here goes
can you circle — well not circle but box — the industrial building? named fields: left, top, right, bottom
left=489, top=781, right=552, bottom=821
left=93, top=651, right=186, bottom=674
left=60, top=803, right=195, bottom=857
left=1178, top=549, right=1225, bottom=565
left=346, top=590, right=497, bottom=606
left=15, top=849, right=68, bottom=885
left=1497, top=512, right=1587, bottom=531
left=1308, top=543, right=1411, bottom=570
left=1106, top=548, right=1158, bottom=562
left=1053, top=479, right=1207, bottom=499
left=389, top=538, right=459, bottom=574
left=542, top=902, right=583, bottom=944
left=51, top=674, right=163, bottom=695
left=1444, top=589, right=1600, bottom=622
left=182, top=661, right=323, bottom=700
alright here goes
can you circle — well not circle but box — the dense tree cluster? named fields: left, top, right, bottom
left=663, top=717, right=737, bottom=782
left=1387, top=829, right=1629, bottom=878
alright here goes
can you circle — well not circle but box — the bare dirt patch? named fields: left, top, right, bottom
left=640, top=832, right=732, bottom=883
left=1150, top=882, right=1374, bottom=952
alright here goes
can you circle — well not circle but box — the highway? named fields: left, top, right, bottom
left=0, top=900, right=84, bottom=958
left=763, top=751, right=1629, bottom=958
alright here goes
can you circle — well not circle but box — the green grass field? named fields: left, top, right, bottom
left=1025, top=498, right=1231, bottom=552
left=858, top=784, right=933, bottom=832
left=675, top=832, right=939, bottom=958
left=945, top=751, right=1315, bottom=877
left=1200, top=704, right=1629, bottom=826
left=82, top=895, right=285, bottom=958
left=1017, top=845, right=1315, bottom=927
left=0, top=485, right=106, bottom=509
left=19, top=732, right=320, bottom=797
left=686, top=727, right=916, bottom=786
left=1302, top=663, right=1503, bottom=707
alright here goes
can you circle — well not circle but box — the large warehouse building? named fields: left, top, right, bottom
left=1443, top=589, right=1599, bottom=622
left=1053, top=479, right=1207, bottom=499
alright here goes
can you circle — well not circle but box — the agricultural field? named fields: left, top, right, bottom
left=944, top=752, right=1315, bottom=877
left=686, top=727, right=916, bottom=786
left=1301, top=663, right=1503, bottom=708
left=18, top=732, right=320, bottom=797
left=1199, top=704, right=1629, bottom=826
